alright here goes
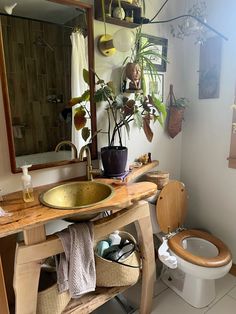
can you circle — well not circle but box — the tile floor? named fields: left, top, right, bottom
left=93, top=274, right=236, bottom=314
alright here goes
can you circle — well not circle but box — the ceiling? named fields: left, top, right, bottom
left=0, top=0, right=83, bottom=24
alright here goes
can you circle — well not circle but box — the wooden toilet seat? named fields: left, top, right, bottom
left=156, top=181, right=232, bottom=268
left=168, top=229, right=232, bottom=267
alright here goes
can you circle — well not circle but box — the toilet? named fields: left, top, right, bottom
left=152, top=180, right=232, bottom=308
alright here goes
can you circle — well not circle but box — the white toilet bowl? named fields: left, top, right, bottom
left=151, top=180, right=232, bottom=308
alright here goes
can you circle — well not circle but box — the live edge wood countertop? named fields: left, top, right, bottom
left=0, top=178, right=157, bottom=239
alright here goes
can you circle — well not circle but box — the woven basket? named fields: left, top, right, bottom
left=145, top=171, right=169, bottom=190
left=37, top=283, right=70, bottom=314
left=95, top=231, right=141, bottom=287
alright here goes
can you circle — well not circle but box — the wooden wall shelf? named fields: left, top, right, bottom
left=62, top=286, right=128, bottom=313
left=95, top=0, right=142, bottom=28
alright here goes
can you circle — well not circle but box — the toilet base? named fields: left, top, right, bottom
left=161, top=267, right=215, bottom=308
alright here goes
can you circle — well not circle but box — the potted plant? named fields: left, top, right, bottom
left=166, top=84, right=189, bottom=138
left=70, top=69, right=166, bottom=177
left=122, top=26, right=166, bottom=93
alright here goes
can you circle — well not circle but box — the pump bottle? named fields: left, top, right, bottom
left=108, top=230, right=121, bottom=246
left=21, top=165, right=34, bottom=202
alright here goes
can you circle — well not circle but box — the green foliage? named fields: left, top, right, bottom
left=70, top=68, right=166, bottom=146
left=174, top=97, right=189, bottom=108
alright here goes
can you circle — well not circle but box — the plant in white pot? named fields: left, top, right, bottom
left=70, top=69, right=166, bottom=177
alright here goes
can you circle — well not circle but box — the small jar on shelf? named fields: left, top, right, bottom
left=125, top=10, right=134, bottom=23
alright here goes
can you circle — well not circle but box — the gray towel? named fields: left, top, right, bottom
left=55, top=222, right=96, bottom=298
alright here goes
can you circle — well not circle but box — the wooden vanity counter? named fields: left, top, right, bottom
left=0, top=161, right=159, bottom=314
left=0, top=179, right=157, bottom=239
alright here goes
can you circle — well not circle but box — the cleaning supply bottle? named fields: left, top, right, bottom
left=108, top=230, right=121, bottom=246
left=21, top=165, right=34, bottom=202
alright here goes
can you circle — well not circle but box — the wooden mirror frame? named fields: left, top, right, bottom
left=0, top=0, right=97, bottom=173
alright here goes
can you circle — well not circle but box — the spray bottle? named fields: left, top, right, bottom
left=21, top=165, right=34, bottom=202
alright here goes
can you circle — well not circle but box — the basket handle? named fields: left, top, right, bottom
left=112, top=243, right=141, bottom=269
left=111, top=260, right=141, bottom=269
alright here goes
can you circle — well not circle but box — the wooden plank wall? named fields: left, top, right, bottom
left=1, top=16, right=71, bottom=156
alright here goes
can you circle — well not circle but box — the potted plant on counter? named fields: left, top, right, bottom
left=70, top=69, right=166, bottom=177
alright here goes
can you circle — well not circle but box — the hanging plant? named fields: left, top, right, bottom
left=166, top=85, right=189, bottom=138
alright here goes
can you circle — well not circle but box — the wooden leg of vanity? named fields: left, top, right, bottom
left=0, top=256, right=9, bottom=314
left=135, top=215, right=155, bottom=314
left=14, top=225, right=46, bottom=314
left=13, top=203, right=155, bottom=314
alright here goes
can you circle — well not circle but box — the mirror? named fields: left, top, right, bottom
left=0, top=0, right=97, bottom=173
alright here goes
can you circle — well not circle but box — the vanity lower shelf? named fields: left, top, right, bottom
left=62, top=286, right=130, bottom=313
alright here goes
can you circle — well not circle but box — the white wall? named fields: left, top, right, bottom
left=181, top=0, right=236, bottom=262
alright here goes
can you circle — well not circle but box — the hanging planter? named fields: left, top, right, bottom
left=166, top=85, right=188, bottom=138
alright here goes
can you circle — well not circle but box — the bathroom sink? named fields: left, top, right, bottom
left=39, top=181, right=114, bottom=210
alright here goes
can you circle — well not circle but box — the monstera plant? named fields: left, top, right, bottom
left=70, top=69, right=166, bottom=177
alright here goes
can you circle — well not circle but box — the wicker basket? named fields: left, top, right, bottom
left=37, top=283, right=70, bottom=314
left=95, top=231, right=141, bottom=287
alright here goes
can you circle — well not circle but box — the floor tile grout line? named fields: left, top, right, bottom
left=204, top=286, right=236, bottom=313
left=227, top=294, right=236, bottom=302
left=153, top=286, right=169, bottom=299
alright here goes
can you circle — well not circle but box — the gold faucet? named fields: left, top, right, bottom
left=55, top=140, right=78, bottom=159
left=79, top=145, right=101, bottom=180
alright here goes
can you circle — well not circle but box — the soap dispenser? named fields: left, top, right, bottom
left=21, top=165, right=34, bottom=202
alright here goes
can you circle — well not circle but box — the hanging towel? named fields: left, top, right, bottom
left=55, top=222, right=96, bottom=298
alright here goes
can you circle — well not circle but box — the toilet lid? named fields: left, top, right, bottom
left=156, top=181, right=187, bottom=233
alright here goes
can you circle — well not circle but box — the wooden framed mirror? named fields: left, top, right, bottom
left=0, top=0, right=97, bottom=173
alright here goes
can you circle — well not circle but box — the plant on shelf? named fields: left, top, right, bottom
left=69, top=69, right=166, bottom=177
left=122, top=26, right=166, bottom=92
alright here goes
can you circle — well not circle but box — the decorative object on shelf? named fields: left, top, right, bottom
left=166, top=85, right=189, bottom=139
left=125, top=62, right=142, bottom=91
left=122, top=28, right=167, bottom=98
left=95, top=0, right=143, bottom=28
left=95, top=0, right=227, bottom=42
left=69, top=69, right=166, bottom=177
left=112, top=6, right=125, bottom=20
left=125, top=10, right=134, bottom=22
left=198, top=36, right=222, bottom=99
left=136, top=153, right=149, bottom=165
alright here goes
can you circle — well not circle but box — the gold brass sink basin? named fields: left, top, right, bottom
left=39, top=181, right=114, bottom=210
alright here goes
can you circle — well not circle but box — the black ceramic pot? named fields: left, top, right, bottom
left=101, top=146, right=128, bottom=177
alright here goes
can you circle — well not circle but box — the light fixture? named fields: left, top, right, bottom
left=4, top=2, right=17, bottom=15
left=98, top=29, right=135, bottom=57
left=143, top=0, right=228, bottom=42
